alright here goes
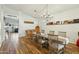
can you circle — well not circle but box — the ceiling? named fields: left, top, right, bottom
left=4, top=4, right=79, bottom=17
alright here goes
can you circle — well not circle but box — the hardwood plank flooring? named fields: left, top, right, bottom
left=65, top=43, right=79, bottom=54
left=0, top=36, right=79, bottom=54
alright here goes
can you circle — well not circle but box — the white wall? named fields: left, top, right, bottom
left=0, top=5, right=6, bottom=47
left=19, top=12, right=38, bottom=37
left=53, top=8, right=79, bottom=21
left=46, top=8, right=79, bottom=44
left=0, top=5, right=2, bottom=46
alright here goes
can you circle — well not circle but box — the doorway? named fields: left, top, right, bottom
left=4, top=15, right=19, bottom=41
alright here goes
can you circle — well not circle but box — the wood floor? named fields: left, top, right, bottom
left=0, top=36, right=79, bottom=54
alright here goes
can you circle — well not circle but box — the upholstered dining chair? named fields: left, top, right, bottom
left=58, top=31, right=66, bottom=37
left=49, top=31, right=55, bottom=35
left=48, top=35, right=66, bottom=54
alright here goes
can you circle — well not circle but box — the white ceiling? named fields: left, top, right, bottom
left=4, top=4, right=79, bottom=17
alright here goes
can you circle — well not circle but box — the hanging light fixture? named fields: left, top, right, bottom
left=33, top=4, right=53, bottom=20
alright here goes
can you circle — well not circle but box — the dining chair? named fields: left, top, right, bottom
left=48, top=35, right=66, bottom=54
left=58, top=31, right=66, bottom=37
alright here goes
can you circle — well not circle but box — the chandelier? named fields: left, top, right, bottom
left=33, top=4, right=53, bottom=20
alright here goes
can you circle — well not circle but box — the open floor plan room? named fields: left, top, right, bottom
left=0, top=4, right=79, bottom=54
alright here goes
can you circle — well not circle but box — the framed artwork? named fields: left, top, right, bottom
left=24, top=21, right=34, bottom=24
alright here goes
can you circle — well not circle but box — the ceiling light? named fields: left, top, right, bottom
left=33, top=4, right=53, bottom=20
